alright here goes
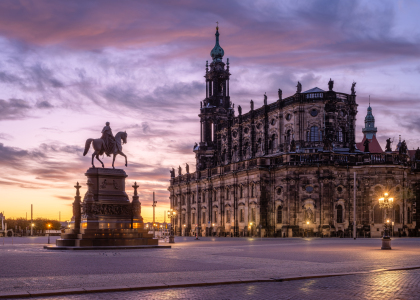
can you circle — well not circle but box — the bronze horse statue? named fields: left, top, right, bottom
left=83, top=131, right=128, bottom=168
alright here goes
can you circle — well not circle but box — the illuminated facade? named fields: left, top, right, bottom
left=168, top=26, right=420, bottom=238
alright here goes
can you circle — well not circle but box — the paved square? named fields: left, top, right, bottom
left=2, top=236, right=420, bottom=298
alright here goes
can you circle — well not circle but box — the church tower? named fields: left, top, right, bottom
left=362, top=101, right=377, bottom=139
left=194, top=25, right=233, bottom=171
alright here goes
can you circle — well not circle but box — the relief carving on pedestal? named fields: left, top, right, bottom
left=82, top=203, right=131, bottom=216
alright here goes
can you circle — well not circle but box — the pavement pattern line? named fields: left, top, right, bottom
left=2, top=265, right=420, bottom=299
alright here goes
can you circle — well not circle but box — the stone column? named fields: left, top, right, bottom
left=73, top=182, right=82, bottom=231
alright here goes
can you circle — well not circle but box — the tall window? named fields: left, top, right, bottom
left=395, top=205, right=400, bottom=223
left=214, top=212, right=217, bottom=223
left=226, top=189, right=229, bottom=200
left=240, top=186, right=243, bottom=198
left=251, top=185, right=254, bottom=197
left=227, top=210, right=230, bottom=223
left=308, top=126, right=321, bottom=142
left=336, top=205, right=343, bottom=223
left=277, top=206, right=282, bottom=224
left=182, top=214, right=185, bottom=224
left=182, top=196, right=185, bottom=205
left=337, top=128, right=343, bottom=142
left=240, top=209, right=244, bottom=222
left=286, top=130, right=291, bottom=143
left=251, top=208, right=255, bottom=222
left=374, top=205, right=382, bottom=223
left=202, top=212, right=206, bottom=224
left=192, top=213, right=196, bottom=224
left=202, top=193, right=205, bottom=203
left=408, top=207, right=412, bottom=223
left=192, top=194, right=195, bottom=204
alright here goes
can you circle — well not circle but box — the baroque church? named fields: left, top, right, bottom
left=168, top=26, right=420, bottom=238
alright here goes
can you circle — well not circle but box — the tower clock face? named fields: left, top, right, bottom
left=310, top=109, right=318, bottom=117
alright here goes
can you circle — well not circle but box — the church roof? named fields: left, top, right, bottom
left=302, top=87, right=325, bottom=93
left=356, top=135, right=383, bottom=153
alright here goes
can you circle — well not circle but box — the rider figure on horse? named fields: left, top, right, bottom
left=101, top=122, right=116, bottom=157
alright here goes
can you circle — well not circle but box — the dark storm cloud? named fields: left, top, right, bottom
left=0, top=98, right=31, bottom=120
left=101, top=80, right=203, bottom=113
left=36, top=100, right=54, bottom=109
left=0, top=0, right=417, bottom=69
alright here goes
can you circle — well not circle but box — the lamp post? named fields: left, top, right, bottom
left=167, top=209, right=176, bottom=243
left=378, top=192, right=393, bottom=250
left=31, top=223, right=34, bottom=236
left=47, top=224, right=51, bottom=244
left=306, top=221, right=310, bottom=238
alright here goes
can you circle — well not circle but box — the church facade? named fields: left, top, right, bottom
left=168, top=26, right=420, bottom=238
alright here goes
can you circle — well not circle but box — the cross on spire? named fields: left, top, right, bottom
left=216, top=21, right=219, bottom=30
left=74, top=182, right=81, bottom=196
left=132, top=182, right=139, bottom=196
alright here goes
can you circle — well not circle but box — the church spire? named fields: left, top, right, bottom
left=210, top=23, right=224, bottom=62
left=362, top=98, right=377, bottom=139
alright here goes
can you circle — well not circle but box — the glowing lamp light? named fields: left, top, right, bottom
left=384, top=192, right=388, bottom=196
left=306, top=221, right=309, bottom=225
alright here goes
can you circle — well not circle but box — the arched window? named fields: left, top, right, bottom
left=374, top=205, right=383, bottom=224
left=240, top=209, right=244, bottom=222
left=395, top=205, right=400, bottom=223
left=277, top=206, right=282, bottom=224
left=336, top=205, right=343, bottom=223
left=240, top=186, right=243, bottom=198
left=251, top=208, right=255, bottom=222
left=202, top=212, right=206, bottom=224
left=251, top=185, right=255, bottom=197
left=226, top=210, right=231, bottom=223
left=226, top=189, right=229, bottom=200
left=308, top=126, right=321, bottom=142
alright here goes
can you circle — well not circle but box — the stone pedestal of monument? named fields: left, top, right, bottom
left=54, top=168, right=159, bottom=248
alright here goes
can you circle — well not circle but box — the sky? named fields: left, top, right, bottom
left=1, top=0, right=420, bottom=222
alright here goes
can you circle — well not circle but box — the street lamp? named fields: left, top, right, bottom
left=249, top=222, right=253, bottom=237
left=47, top=224, right=51, bottom=244
left=378, top=192, right=393, bottom=250
left=31, top=223, right=34, bottom=236
left=306, top=221, right=310, bottom=238
left=167, top=209, right=176, bottom=243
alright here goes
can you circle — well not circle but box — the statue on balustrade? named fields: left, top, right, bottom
left=399, top=140, right=407, bottom=155
left=385, top=138, right=393, bottom=152
left=363, top=139, right=370, bottom=153
left=290, top=139, right=296, bottom=152
left=415, top=147, right=420, bottom=161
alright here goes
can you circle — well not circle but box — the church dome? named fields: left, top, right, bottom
left=210, top=27, right=224, bottom=61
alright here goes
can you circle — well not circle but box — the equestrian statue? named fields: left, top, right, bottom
left=83, top=122, right=128, bottom=169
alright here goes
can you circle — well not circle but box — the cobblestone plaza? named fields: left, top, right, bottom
left=2, top=237, right=420, bottom=299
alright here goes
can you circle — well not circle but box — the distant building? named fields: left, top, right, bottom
left=168, top=26, right=420, bottom=238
